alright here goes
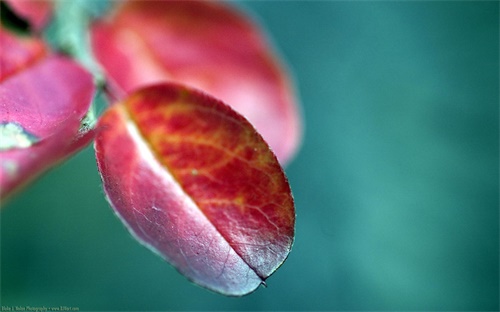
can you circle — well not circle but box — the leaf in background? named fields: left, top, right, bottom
left=0, top=28, right=95, bottom=199
left=94, top=83, right=295, bottom=296
left=0, top=26, right=47, bottom=81
left=3, top=0, right=53, bottom=32
left=91, top=0, right=302, bottom=165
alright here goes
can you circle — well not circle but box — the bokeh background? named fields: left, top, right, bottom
left=1, top=1, right=498, bottom=310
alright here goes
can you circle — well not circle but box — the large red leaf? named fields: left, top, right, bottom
left=91, top=0, right=302, bottom=165
left=0, top=29, right=95, bottom=199
left=94, top=83, right=295, bottom=296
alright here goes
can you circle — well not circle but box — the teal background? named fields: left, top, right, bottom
left=2, top=1, right=498, bottom=310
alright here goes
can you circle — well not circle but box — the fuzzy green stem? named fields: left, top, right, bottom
left=46, top=0, right=111, bottom=127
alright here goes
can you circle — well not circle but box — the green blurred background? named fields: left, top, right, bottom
left=2, top=1, right=498, bottom=310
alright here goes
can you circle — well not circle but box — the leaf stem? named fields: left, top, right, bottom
left=45, top=0, right=112, bottom=126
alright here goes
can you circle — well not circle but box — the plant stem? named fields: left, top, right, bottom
left=52, top=0, right=108, bottom=84
left=46, top=0, right=111, bottom=127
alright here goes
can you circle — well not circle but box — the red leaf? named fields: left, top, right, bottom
left=94, top=83, right=295, bottom=296
left=91, top=0, right=302, bottom=165
left=0, top=30, right=95, bottom=199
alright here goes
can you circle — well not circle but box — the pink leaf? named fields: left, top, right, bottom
left=0, top=26, right=47, bottom=82
left=91, top=0, right=302, bottom=165
left=0, top=30, right=95, bottom=199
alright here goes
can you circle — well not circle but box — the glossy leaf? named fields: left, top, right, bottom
left=0, top=29, right=95, bottom=199
left=94, top=83, right=295, bottom=296
left=91, top=0, right=302, bottom=165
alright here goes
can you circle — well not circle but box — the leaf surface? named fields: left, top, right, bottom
left=91, top=0, right=302, bottom=165
left=94, top=83, right=295, bottom=296
left=0, top=29, right=95, bottom=199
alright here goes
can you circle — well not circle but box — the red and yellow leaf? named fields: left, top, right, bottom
left=94, top=83, right=295, bottom=296
left=91, top=0, right=302, bottom=165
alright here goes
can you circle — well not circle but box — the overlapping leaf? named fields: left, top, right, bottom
left=0, top=27, right=95, bottom=199
left=94, top=83, right=295, bottom=295
left=91, top=0, right=302, bottom=165
left=0, top=27, right=47, bottom=81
